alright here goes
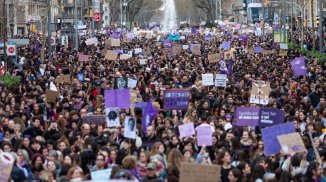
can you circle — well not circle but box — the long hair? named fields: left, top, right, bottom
left=150, top=142, right=163, bottom=156
left=167, top=148, right=184, bottom=171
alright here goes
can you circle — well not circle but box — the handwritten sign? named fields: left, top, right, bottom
left=111, top=38, right=121, bottom=47
left=180, top=163, right=221, bottom=182
left=55, top=74, right=71, bottom=84
left=201, top=74, right=214, bottom=86
left=250, top=81, right=270, bottom=105
left=164, top=90, right=189, bottom=110
left=91, top=168, right=112, bottom=181
left=178, top=123, right=195, bottom=138
left=191, top=44, right=201, bottom=55
left=277, top=132, right=306, bottom=154
left=46, top=90, right=60, bottom=103
left=172, top=44, right=182, bottom=55
left=215, top=74, right=227, bottom=87
left=279, top=50, right=288, bottom=57
left=208, top=53, right=219, bottom=63
left=105, top=50, right=118, bottom=61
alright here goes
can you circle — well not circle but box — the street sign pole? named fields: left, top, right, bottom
left=3, top=0, right=7, bottom=74
left=318, top=0, right=323, bottom=53
left=47, top=0, right=52, bottom=60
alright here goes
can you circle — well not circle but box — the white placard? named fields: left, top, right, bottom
left=202, top=74, right=214, bottom=86
left=139, top=59, right=148, bottom=65
left=134, top=48, right=142, bottom=54
left=182, top=45, right=189, bottom=49
left=105, top=107, right=120, bottom=127
left=85, top=37, right=98, bottom=46
left=124, top=116, right=137, bottom=139
left=215, top=74, right=227, bottom=87
left=280, top=43, right=288, bottom=50
left=128, top=78, right=138, bottom=88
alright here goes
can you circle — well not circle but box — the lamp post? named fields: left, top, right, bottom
left=26, top=21, right=30, bottom=36
left=10, top=23, right=14, bottom=38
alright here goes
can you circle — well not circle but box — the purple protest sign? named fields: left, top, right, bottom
left=191, top=28, right=197, bottom=34
left=164, top=40, right=172, bottom=48
left=259, top=108, right=285, bottom=127
left=141, top=99, right=157, bottom=136
left=204, top=34, right=211, bottom=41
left=234, top=107, right=260, bottom=127
left=261, top=122, right=295, bottom=156
left=104, top=89, right=130, bottom=109
left=164, top=90, right=190, bottom=110
left=290, top=56, right=307, bottom=77
left=254, top=47, right=263, bottom=53
left=197, top=125, right=212, bottom=146
left=178, top=123, right=195, bottom=138
left=114, top=50, right=124, bottom=54
left=221, top=41, right=231, bottom=50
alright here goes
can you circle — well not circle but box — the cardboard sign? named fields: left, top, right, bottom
left=201, top=74, right=214, bottom=86
left=164, top=90, right=190, bottom=110
left=162, top=48, right=171, bottom=55
left=172, top=44, right=182, bottom=55
left=224, top=51, right=233, bottom=60
left=104, top=39, right=111, bottom=46
left=208, top=53, right=219, bottom=63
left=248, top=47, right=254, bottom=54
left=120, top=54, right=132, bottom=60
left=85, top=37, right=98, bottom=45
left=82, top=115, right=106, bottom=125
left=105, top=50, right=118, bottom=61
left=180, top=163, right=221, bottom=182
left=250, top=81, right=270, bottom=105
left=262, top=50, right=273, bottom=55
left=261, top=122, right=295, bottom=156
left=46, top=90, right=60, bottom=103
left=277, top=132, right=306, bottom=154
left=55, top=75, right=71, bottom=84
left=279, top=50, right=288, bottom=57
left=111, top=39, right=121, bottom=47
left=191, top=44, right=201, bottom=55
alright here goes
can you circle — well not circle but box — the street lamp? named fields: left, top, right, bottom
left=9, top=23, right=14, bottom=38
left=26, top=21, right=30, bottom=36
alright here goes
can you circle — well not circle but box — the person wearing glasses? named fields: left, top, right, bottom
left=91, top=153, right=106, bottom=172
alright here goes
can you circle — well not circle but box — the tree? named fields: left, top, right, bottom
left=107, top=0, right=121, bottom=24
left=192, top=0, right=220, bottom=22
left=125, top=0, right=147, bottom=26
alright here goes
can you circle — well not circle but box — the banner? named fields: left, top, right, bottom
left=261, top=122, right=295, bottom=156
left=259, top=108, right=285, bottom=127
left=290, top=56, right=307, bottom=77
left=250, top=81, right=270, bottom=105
left=104, top=89, right=130, bottom=109
left=234, top=107, right=261, bottom=127
left=164, top=90, right=189, bottom=110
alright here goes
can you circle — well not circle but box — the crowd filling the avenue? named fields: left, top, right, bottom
left=0, top=23, right=326, bottom=182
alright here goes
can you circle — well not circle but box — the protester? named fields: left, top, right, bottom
left=0, top=22, right=324, bottom=182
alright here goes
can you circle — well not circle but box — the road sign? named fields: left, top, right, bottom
left=94, top=12, right=100, bottom=22
left=6, top=45, right=16, bottom=56
left=51, top=37, right=56, bottom=46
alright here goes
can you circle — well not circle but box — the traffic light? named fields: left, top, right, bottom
left=57, top=18, right=62, bottom=30
left=316, top=17, right=320, bottom=26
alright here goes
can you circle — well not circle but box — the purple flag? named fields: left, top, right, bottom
left=226, top=59, right=234, bottom=76
left=34, top=43, right=40, bottom=54
left=142, top=99, right=157, bottom=136
left=221, top=41, right=231, bottom=50
left=239, top=35, right=248, bottom=43
left=191, top=28, right=197, bottom=34
left=104, top=89, right=130, bottom=109
left=261, top=122, right=295, bottom=156
left=290, top=56, right=307, bottom=77
left=234, top=107, right=260, bottom=127
left=164, top=40, right=172, bottom=48
left=204, top=34, right=211, bottom=41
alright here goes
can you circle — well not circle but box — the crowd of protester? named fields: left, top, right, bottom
left=0, top=22, right=325, bottom=182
